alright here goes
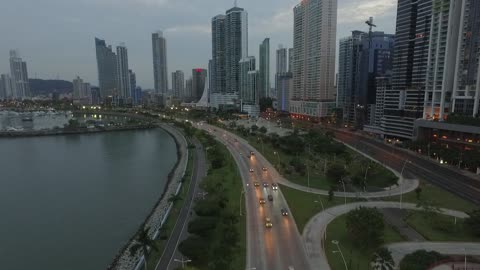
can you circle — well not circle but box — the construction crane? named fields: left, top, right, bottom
left=365, top=17, right=377, bottom=33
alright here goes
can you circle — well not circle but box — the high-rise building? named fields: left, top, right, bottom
left=338, top=30, right=394, bottom=127
left=116, top=44, right=131, bottom=99
left=192, top=69, right=207, bottom=102
left=225, top=6, right=248, bottom=94
left=185, top=78, right=193, bottom=99
left=423, top=0, right=480, bottom=119
left=290, top=0, right=337, bottom=119
left=288, top=48, right=294, bottom=73
left=208, top=59, right=214, bottom=96
left=259, top=38, right=270, bottom=98
left=152, top=31, right=168, bottom=95
left=95, top=38, right=117, bottom=99
left=276, top=72, right=293, bottom=112
left=172, top=70, right=185, bottom=99
left=72, top=76, right=92, bottom=104
left=211, top=15, right=226, bottom=94
left=129, top=70, right=137, bottom=104
left=239, top=56, right=256, bottom=104
left=382, top=0, right=432, bottom=139
left=276, top=46, right=288, bottom=74
left=9, top=50, right=30, bottom=99
left=0, top=75, right=7, bottom=99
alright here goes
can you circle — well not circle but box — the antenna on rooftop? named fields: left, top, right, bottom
left=234, top=0, right=238, bottom=7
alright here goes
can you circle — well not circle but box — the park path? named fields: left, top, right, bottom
left=302, top=201, right=468, bottom=270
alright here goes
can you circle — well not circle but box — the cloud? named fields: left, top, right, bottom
left=338, top=0, right=397, bottom=24
left=164, top=24, right=211, bottom=34
left=253, top=6, right=294, bottom=35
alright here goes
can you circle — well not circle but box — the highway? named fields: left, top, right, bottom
left=333, top=130, right=480, bottom=205
left=199, top=123, right=310, bottom=270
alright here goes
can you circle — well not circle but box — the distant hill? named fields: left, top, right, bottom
left=29, top=79, right=73, bottom=96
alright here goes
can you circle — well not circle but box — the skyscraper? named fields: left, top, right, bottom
left=152, top=31, right=168, bottom=95
left=192, top=69, right=207, bottom=102
left=72, top=76, right=92, bottom=104
left=383, top=0, right=432, bottom=139
left=239, top=56, right=256, bottom=104
left=259, top=38, right=270, bottom=98
left=116, top=44, right=131, bottom=99
left=288, top=48, right=294, bottom=73
left=338, top=30, right=394, bottom=127
left=211, top=15, right=226, bottom=94
left=276, top=46, right=288, bottom=74
left=225, top=6, right=248, bottom=94
left=9, top=50, right=30, bottom=99
left=172, top=70, right=185, bottom=99
left=423, top=0, right=480, bottom=119
left=129, top=70, right=137, bottom=104
left=290, top=0, right=337, bottom=119
left=185, top=78, right=193, bottom=99
left=95, top=38, right=117, bottom=99
left=276, top=72, right=293, bottom=112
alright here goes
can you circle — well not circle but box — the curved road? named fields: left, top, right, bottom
left=200, top=123, right=310, bottom=270
left=302, top=201, right=469, bottom=270
left=386, top=242, right=480, bottom=264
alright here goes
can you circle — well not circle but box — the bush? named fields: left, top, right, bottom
left=326, top=163, right=347, bottom=183
left=400, top=250, right=446, bottom=270
left=466, top=209, right=480, bottom=237
left=346, top=207, right=385, bottom=249
left=178, top=236, right=210, bottom=263
left=188, top=217, right=218, bottom=237
left=194, top=200, right=222, bottom=217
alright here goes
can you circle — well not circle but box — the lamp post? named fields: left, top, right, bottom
left=239, top=184, right=248, bottom=216
left=400, top=159, right=411, bottom=209
left=339, top=178, right=347, bottom=206
left=364, top=164, right=371, bottom=192
left=332, top=240, right=348, bottom=270
left=464, top=248, right=467, bottom=270
left=274, top=151, right=281, bottom=171
left=314, top=198, right=327, bottom=241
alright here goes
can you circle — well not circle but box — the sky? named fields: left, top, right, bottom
left=0, top=0, right=397, bottom=89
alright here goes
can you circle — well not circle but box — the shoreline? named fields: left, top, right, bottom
left=0, top=125, right=156, bottom=138
left=107, top=123, right=189, bottom=270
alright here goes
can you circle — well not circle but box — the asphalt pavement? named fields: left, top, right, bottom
left=154, top=137, right=206, bottom=270
left=333, top=130, right=480, bottom=205
left=200, top=123, right=311, bottom=270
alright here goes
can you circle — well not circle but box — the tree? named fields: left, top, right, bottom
left=328, top=187, right=335, bottom=202
left=399, top=250, right=446, bottom=270
left=168, top=194, right=182, bottom=203
left=250, top=125, right=259, bottom=133
left=129, top=226, right=158, bottom=270
left=371, top=247, right=395, bottom=270
left=466, top=209, right=480, bottom=237
left=415, top=187, right=422, bottom=200
left=259, top=97, right=273, bottom=112
left=346, top=207, right=385, bottom=249
left=259, top=126, right=268, bottom=134
left=326, top=163, right=347, bottom=183
left=178, top=236, right=209, bottom=264
left=188, top=217, right=218, bottom=237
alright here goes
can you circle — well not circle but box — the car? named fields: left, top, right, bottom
left=262, top=167, right=267, bottom=172
left=272, top=183, right=278, bottom=190
left=265, top=218, right=273, bottom=228
left=250, top=151, right=255, bottom=156
left=259, top=198, right=266, bottom=204
left=249, top=168, right=254, bottom=173
left=254, top=181, right=260, bottom=187
left=268, top=195, right=273, bottom=201
left=281, top=208, right=289, bottom=216
left=263, top=182, right=269, bottom=188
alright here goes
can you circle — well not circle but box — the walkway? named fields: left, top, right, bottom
left=302, top=201, right=468, bottom=270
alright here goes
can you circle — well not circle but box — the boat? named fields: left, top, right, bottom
left=22, top=117, right=33, bottom=122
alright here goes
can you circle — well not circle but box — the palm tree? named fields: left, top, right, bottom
left=168, top=194, right=183, bottom=203
left=130, top=226, right=159, bottom=270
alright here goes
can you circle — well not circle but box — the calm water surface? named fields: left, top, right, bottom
left=0, top=128, right=177, bottom=270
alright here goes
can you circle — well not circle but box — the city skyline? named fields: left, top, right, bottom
left=0, top=0, right=397, bottom=89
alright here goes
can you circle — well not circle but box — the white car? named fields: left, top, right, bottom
left=249, top=168, right=254, bottom=173
left=272, top=183, right=278, bottom=190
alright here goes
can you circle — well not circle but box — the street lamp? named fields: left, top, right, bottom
left=274, top=151, right=281, bottom=172
left=174, top=257, right=192, bottom=268
left=339, top=178, right=347, bottom=206
left=400, top=159, right=411, bottom=209
left=331, top=240, right=348, bottom=270
left=364, top=163, right=371, bottom=192
left=239, top=184, right=248, bottom=216
left=314, top=198, right=327, bottom=242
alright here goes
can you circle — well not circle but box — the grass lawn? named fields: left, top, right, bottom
left=280, top=184, right=363, bottom=232
left=384, top=181, right=478, bottom=213
left=325, top=214, right=406, bottom=270
left=147, top=148, right=195, bottom=269
left=405, top=212, right=480, bottom=242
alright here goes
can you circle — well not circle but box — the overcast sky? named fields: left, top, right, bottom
left=0, top=0, right=397, bottom=89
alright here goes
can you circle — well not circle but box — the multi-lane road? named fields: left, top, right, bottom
left=333, top=129, right=480, bottom=205
left=200, top=123, right=310, bottom=270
